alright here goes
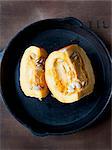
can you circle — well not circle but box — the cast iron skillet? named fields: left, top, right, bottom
left=1, top=17, right=111, bottom=136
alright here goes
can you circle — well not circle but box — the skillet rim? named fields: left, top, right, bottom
left=0, top=17, right=112, bottom=136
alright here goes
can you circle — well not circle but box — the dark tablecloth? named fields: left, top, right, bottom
left=0, top=1, right=111, bottom=150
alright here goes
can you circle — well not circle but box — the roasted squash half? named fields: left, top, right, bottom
left=45, top=44, right=95, bottom=103
left=20, top=46, right=49, bottom=100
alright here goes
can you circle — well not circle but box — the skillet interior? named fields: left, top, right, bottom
left=1, top=18, right=111, bottom=135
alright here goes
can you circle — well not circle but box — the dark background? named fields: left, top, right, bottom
left=0, top=1, right=111, bottom=150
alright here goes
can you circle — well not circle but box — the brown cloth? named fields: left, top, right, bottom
left=0, top=1, right=111, bottom=150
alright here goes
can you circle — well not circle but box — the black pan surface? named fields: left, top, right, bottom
left=1, top=17, right=111, bottom=136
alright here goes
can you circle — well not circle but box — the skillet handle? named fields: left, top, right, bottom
left=0, top=50, right=4, bottom=63
left=63, top=17, right=83, bottom=27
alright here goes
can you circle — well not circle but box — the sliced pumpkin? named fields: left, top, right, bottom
left=20, top=46, right=49, bottom=100
left=45, top=44, right=95, bottom=103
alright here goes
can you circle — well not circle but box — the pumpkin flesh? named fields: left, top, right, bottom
left=20, top=46, right=49, bottom=100
left=45, top=44, right=95, bottom=103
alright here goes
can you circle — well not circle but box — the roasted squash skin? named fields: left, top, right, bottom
left=20, top=46, right=49, bottom=100
left=45, top=44, right=95, bottom=103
